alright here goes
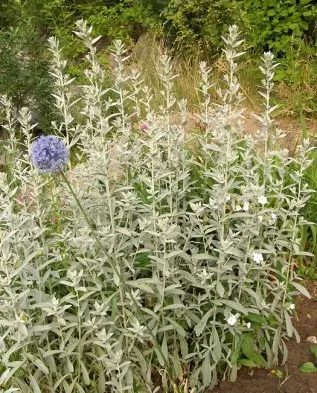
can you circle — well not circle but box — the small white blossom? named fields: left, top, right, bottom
left=235, top=204, right=242, bottom=211
left=226, top=194, right=231, bottom=202
left=227, top=314, right=238, bottom=326
left=289, top=303, right=295, bottom=310
left=253, top=252, right=263, bottom=264
left=246, top=322, right=251, bottom=329
left=157, top=217, right=169, bottom=231
left=258, top=195, right=267, bottom=205
left=138, top=217, right=150, bottom=230
left=243, top=200, right=249, bottom=212
left=198, top=268, right=213, bottom=283
left=258, top=215, right=263, bottom=222
left=271, top=213, right=277, bottom=222
left=190, top=202, right=202, bottom=213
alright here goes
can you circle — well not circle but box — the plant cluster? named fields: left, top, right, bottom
left=0, top=23, right=314, bottom=393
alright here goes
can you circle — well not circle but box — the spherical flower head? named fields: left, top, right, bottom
left=31, top=136, right=69, bottom=173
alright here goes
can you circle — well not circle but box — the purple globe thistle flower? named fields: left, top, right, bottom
left=31, top=135, right=69, bottom=173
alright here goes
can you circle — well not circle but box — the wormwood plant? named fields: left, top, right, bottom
left=0, top=22, right=314, bottom=393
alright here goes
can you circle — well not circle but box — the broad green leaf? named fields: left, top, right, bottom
left=25, top=354, right=49, bottom=375
left=98, top=370, right=106, bottom=393
left=252, top=352, right=266, bottom=367
left=202, top=353, right=212, bottom=386
left=284, top=310, right=294, bottom=337
left=116, top=227, right=131, bottom=236
left=162, top=303, right=184, bottom=311
left=29, top=375, right=41, bottom=393
left=247, top=313, right=267, bottom=324
left=300, top=362, right=317, bottom=373
left=171, top=356, right=183, bottom=380
left=291, top=281, right=311, bottom=298
left=241, top=335, right=255, bottom=359
left=126, top=279, right=154, bottom=294
left=238, top=359, right=258, bottom=368
left=53, top=375, right=70, bottom=391
left=221, top=299, right=248, bottom=314
left=194, top=308, right=214, bottom=337
left=80, top=361, right=90, bottom=385
left=165, top=317, right=187, bottom=337
left=76, top=383, right=86, bottom=393
left=216, top=281, right=225, bottom=297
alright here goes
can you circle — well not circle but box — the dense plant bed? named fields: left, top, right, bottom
left=0, top=23, right=314, bottom=393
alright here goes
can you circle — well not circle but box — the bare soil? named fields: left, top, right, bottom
left=211, top=281, right=317, bottom=393
left=243, top=111, right=317, bottom=151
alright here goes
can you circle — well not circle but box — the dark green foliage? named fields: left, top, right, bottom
left=0, top=0, right=22, bottom=29
left=244, top=0, right=317, bottom=54
left=161, top=0, right=244, bottom=56
left=0, top=24, right=54, bottom=130
left=1, top=0, right=317, bottom=128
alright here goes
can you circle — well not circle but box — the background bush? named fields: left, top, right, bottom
left=161, top=0, right=244, bottom=56
left=1, top=0, right=317, bottom=117
left=244, top=0, right=317, bottom=54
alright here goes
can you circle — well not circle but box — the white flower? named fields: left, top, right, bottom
left=258, top=195, right=267, bottom=205
left=289, top=303, right=295, bottom=310
left=227, top=314, right=238, bottom=326
left=226, top=194, right=231, bottom=202
left=258, top=215, right=263, bottom=222
left=243, top=200, right=249, bottom=211
left=271, top=213, right=277, bottom=222
left=246, top=322, right=251, bottom=329
left=253, top=252, right=263, bottom=264
left=190, top=202, right=203, bottom=215
left=235, top=204, right=242, bottom=211
left=198, top=268, right=213, bottom=283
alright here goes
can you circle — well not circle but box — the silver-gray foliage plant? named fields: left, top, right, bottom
left=0, top=22, right=314, bottom=393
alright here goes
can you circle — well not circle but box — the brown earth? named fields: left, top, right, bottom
left=211, top=281, right=317, bottom=393
left=243, top=111, right=317, bottom=151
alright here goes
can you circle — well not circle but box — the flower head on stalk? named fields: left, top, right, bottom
left=31, top=135, right=69, bottom=173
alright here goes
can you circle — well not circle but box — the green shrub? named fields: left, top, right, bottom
left=244, top=0, right=317, bottom=54
left=161, top=0, right=244, bottom=56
